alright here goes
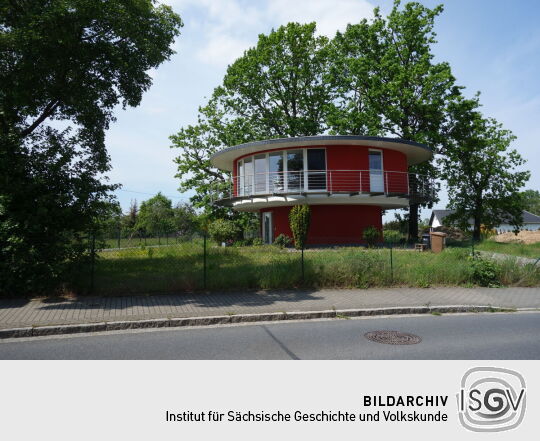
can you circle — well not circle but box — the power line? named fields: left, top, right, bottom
left=116, top=188, right=192, bottom=201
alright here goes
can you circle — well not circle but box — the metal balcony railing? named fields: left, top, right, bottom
left=211, top=170, right=434, bottom=205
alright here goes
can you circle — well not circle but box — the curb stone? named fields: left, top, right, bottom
left=0, top=305, right=522, bottom=339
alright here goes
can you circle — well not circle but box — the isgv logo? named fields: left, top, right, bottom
left=457, top=367, right=526, bottom=432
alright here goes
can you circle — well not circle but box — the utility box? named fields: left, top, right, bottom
left=429, top=231, right=447, bottom=253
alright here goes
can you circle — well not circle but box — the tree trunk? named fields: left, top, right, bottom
left=473, top=197, right=483, bottom=242
left=408, top=203, right=419, bottom=242
left=473, top=216, right=482, bottom=242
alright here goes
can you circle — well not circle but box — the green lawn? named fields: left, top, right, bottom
left=475, top=240, right=540, bottom=259
left=91, top=243, right=540, bottom=296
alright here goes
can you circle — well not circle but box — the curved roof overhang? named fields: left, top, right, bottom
left=210, top=135, right=433, bottom=172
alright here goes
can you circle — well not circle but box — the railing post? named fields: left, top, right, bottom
left=329, top=171, right=332, bottom=193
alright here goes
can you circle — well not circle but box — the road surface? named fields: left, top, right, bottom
left=1, top=312, right=539, bottom=359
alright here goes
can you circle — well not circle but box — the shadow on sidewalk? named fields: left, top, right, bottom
left=32, top=289, right=326, bottom=312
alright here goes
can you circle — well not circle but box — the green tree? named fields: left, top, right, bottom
left=126, top=200, right=139, bottom=230
left=207, top=218, right=241, bottom=244
left=521, top=190, right=540, bottom=215
left=136, top=193, right=175, bottom=237
left=439, top=97, right=530, bottom=241
left=289, top=205, right=311, bottom=250
left=171, top=22, right=331, bottom=232
left=363, top=225, right=381, bottom=247
left=217, top=22, right=332, bottom=137
left=0, top=1, right=182, bottom=295
left=172, top=202, right=197, bottom=237
left=329, top=1, right=461, bottom=241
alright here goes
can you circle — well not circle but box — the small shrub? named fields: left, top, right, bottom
left=383, top=229, right=402, bottom=245
left=251, top=238, right=263, bottom=246
left=274, top=233, right=293, bottom=248
left=289, top=205, right=311, bottom=250
left=363, top=225, right=381, bottom=248
left=207, top=219, right=240, bottom=244
left=471, top=257, right=501, bottom=287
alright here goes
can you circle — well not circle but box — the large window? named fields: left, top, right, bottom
left=287, top=150, right=304, bottom=191
left=254, top=154, right=266, bottom=193
left=236, top=148, right=326, bottom=196
left=268, top=152, right=284, bottom=192
left=307, top=149, right=326, bottom=190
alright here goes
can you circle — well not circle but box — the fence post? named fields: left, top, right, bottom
left=117, top=222, right=121, bottom=249
left=389, top=243, right=393, bottom=284
left=90, top=232, right=96, bottom=295
left=301, top=246, right=305, bottom=284
left=203, top=233, right=207, bottom=290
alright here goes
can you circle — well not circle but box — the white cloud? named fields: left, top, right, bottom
left=168, top=0, right=374, bottom=67
left=196, top=34, right=251, bottom=66
left=268, top=0, right=374, bottom=36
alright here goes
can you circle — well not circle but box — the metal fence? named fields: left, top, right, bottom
left=84, top=231, right=424, bottom=297
left=211, top=170, right=435, bottom=206
left=76, top=231, right=540, bottom=296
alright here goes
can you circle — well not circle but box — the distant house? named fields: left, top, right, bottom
left=429, top=209, right=540, bottom=233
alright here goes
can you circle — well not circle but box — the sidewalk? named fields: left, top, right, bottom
left=1, top=287, right=539, bottom=330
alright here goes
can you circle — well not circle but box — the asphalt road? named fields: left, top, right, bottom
left=1, top=312, right=539, bottom=360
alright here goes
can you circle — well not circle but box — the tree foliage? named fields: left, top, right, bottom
left=439, top=97, right=530, bottom=240
left=362, top=225, right=381, bottom=248
left=136, top=193, right=174, bottom=236
left=217, top=22, right=332, bottom=138
left=521, top=190, right=540, bottom=215
left=170, top=22, right=330, bottom=232
left=0, top=0, right=183, bottom=295
left=329, top=0, right=461, bottom=239
left=208, top=218, right=241, bottom=244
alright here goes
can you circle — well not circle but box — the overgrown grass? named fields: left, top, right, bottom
left=475, top=240, right=540, bottom=259
left=91, top=244, right=540, bottom=296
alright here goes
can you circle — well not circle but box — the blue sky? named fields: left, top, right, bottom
left=105, top=0, right=540, bottom=220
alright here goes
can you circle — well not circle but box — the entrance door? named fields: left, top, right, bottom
left=262, top=212, right=273, bottom=244
left=369, top=150, right=384, bottom=192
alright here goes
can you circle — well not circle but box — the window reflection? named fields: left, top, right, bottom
left=236, top=148, right=327, bottom=196
left=287, top=150, right=303, bottom=191
left=269, top=152, right=284, bottom=192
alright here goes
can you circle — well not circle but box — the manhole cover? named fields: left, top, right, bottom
left=364, top=330, right=421, bottom=345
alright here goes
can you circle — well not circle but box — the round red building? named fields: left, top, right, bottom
left=210, top=136, right=433, bottom=245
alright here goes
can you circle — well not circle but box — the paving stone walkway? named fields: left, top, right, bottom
left=0, top=287, right=539, bottom=329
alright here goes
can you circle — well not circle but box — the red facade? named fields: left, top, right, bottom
left=232, top=145, right=409, bottom=196
left=262, top=205, right=382, bottom=245
left=236, top=144, right=406, bottom=245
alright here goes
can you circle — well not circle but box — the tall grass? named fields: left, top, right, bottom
left=91, top=244, right=540, bottom=296
left=475, top=240, right=540, bottom=259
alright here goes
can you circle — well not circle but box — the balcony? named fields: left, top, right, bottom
left=211, top=170, right=435, bottom=209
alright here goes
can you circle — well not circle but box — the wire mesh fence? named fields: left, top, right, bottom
left=83, top=232, right=518, bottom=296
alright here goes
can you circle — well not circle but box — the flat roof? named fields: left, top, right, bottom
left=210, top=135, right=433, bottom=171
